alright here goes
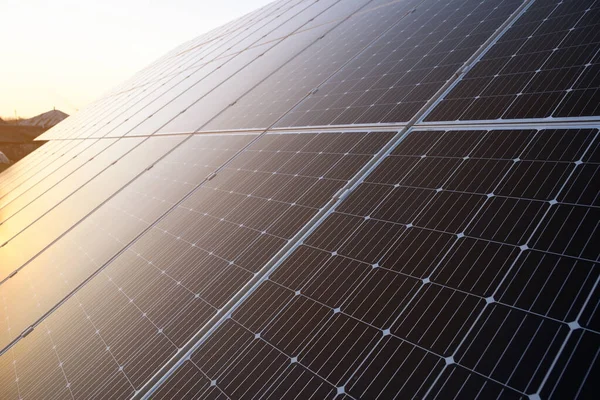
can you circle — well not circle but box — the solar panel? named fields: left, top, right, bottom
left=275, top=0, right=524, bottom=127
left=0, top=139, right=118, bottom=227
left=0, top=135, right=187, bottom=279
left=1, top=0, right=599, bottom=398
left=203, top=0, right=424, bottom=131
left=0, top=134, right=255, bottom=350
left=79, top=0, right=314, bottom=139
left=151, top=127, right=600, bottom=399
left=34, top=0, right=305, bottom=141
left=426, top=0, right=600, bottom=121
left=153, top=0, right=379, bottom=135
left=0, top=130, right=394, bottom=398
left=0, top=140, right=84, bottom=201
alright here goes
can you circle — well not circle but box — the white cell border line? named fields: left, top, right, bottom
left=135, top=0, right=543, bottom=397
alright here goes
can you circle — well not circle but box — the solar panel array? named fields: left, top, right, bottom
left=0, top=0, right=598, bottom=399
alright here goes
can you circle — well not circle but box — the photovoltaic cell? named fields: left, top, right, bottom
left=426, top=0, right=600, bottom=121
left=0, top=130, right=393, bottom=399
left=153, top=127, right=600, bottom=399
left=274, top=0, right=523, bottom=127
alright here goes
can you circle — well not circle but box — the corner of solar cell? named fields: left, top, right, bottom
left=567, top=321, right=581, bottom=330
left=528, top=394, right=541, bottom=400
left=519, top=244, right=529, bottom=251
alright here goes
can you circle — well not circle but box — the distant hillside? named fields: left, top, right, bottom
left=0, top=109, right=66, bottom=171
left=18, top=109, right=69, bottom=129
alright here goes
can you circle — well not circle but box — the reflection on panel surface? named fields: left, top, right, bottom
left=427, top=0, right=600, bottom=121
left=0, top=135, right=187, bottom=281
left=155, top=128, right=600, bottom=399
left=0, top=140, right=83, bottom=202
left=0, top=131, right=394, bottom=398
left=0, top=134, right=254, bottom=351
left=0, top=139, right=118, bottom=230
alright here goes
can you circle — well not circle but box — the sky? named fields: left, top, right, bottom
left=0, top=0, right=272, bottom=119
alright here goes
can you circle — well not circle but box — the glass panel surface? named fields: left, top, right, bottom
left=154, top=127, right=599, bottom=399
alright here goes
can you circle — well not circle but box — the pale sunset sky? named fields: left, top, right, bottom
left=0, top=0, right=272, bottom=119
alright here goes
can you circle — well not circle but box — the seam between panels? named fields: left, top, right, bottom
left=413, top=116, right=600, bottom=130
left=32, top=113, right=600, bottom=143
left=135, top=1, right=536, bottom=396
